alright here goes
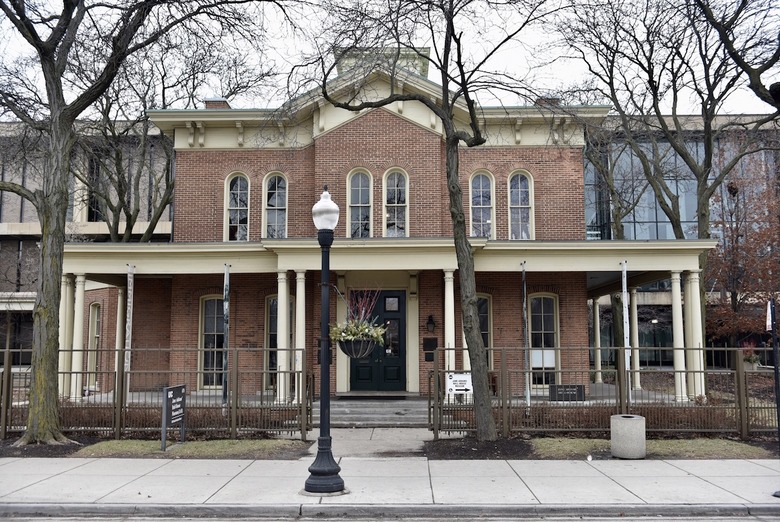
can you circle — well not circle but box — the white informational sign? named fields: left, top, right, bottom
left=446, top=372, right=473, bottom=396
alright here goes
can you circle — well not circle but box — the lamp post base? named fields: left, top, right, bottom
left=304, top=436, right=345, bottom=494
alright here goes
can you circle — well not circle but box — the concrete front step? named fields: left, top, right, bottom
left=312, top=398, right=430, bottom=428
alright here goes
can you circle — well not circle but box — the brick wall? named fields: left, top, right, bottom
left=172, top=109, right=585, bottom=242
left=312, top=109, right=448, bottom=237
left=173, top=148, right=315, bottom=241
left=461, top=146, right=585, bottom=240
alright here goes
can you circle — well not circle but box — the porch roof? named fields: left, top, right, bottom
left=62, top=238, right=715, bottom=298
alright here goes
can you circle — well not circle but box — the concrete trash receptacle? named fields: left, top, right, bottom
left=610, top=414, right=646, bottom=459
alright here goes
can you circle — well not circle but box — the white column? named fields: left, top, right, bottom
left=114, top=287, right=126, bottom=397
left=295, top=271, right=306, bottom=403
left=630, top=288, right=641, bottom=390
left=592, top=299, right=602, bottom=384
left=688, top=270, right=705, bottom=398
left=670, top=271, right=688, bottom=401
left=444, top=270, right=456, bottom=371
left=276, top=270, right=290, bottom=403
left=70, top=275, right=86, bottom=401
left=58, top=275, right=73, bottom=397
left=685, top=274, right=695, bottom=398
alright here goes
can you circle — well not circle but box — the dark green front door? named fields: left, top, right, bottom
left=350, top=291, right=405, bottom=391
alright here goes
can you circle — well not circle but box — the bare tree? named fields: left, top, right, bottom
left=585, top=122, right=653, bottom=356
left=559, top=0, right=779, bottom=262
left=295, top=0, right=562, bottom=441
left=69, top=30, right=276, bottom=243
left=71, top=119, right=173, bottom=243
left=0, top=0, right=286, bottom=445
left=705, top=133, right=780, bottom=345
left=585, top=123, right=651, bottom=242
left=693, top=0, right=780, bottom=111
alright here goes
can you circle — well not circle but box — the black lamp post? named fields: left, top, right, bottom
left=304, top=186, right=345, bottom=494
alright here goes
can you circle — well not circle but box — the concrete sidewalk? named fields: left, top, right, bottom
left=1, top=429, right=780, bottom=519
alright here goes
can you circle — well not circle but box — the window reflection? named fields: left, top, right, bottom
left=384, top=319, right=399, bottom=358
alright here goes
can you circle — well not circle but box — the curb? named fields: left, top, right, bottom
left=2, top=502, right=778, bottom=519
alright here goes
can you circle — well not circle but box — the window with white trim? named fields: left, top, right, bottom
left=266, top=296, right=278, bottom=389
left=530, top=294, right=558, bottom=387
left=385, top=170, right=408, bottom=237
left=470, top=172, right=493, bottom=238
left=509, top=171, right=533, bottom=240
left=265, top=174, right=287, bottom=238
left=477, top=295, right=493, bottom=370
left=201, top=297, right=224, bottom=387
left=86, top=303, right=101, bottom=391
left=349, top=171, right=371, bottom=238
left=226, top=174, right=249, bottom=241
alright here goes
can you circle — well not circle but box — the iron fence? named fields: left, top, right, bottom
left=429, top=346, right=779, bottom=439
left=2, top=344, right=778, bottom=441
left=1, top=346, right=312, bottom=440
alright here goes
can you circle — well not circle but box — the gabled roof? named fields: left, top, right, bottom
left=148, top=59, right=610, bottom=134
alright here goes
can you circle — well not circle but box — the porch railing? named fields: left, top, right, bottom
left=0, top=346, right=312, bottom=440
left=428, top=346, right=778, bottom=439
left=3, top=344, right=777, bottom=440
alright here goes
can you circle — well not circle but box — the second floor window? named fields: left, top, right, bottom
left=87, top=154, right=104, bottom=222
left=509, top=172, right=532, bottom=240
left=350, top=172, right=371, bottom=238
left=265, top=174, right=286, bottom=238
left=471, top=173, right=493, bottom=238
left=227, top=175, right=248, bottom=241
left=385, top=171, right=407, bottom=237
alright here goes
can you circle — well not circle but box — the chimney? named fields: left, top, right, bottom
left=204, top=97, right=231, bottom=109
left=534, top=97, right=561, bottom=107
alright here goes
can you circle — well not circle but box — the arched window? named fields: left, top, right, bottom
left=384, top=170, right=408, bottom=237
left=226, top=174, right=249, bottom=241
left=349, top=171, right=371, bottom=238
left=265, top=174, right=287, bottom=238
left=470, top=172, right=493, bottom=238
left=509, top=171, right=533, bottom=240
left=529, top=294, right=559, bottom=388
left=200, top=296, right=224, bottom=388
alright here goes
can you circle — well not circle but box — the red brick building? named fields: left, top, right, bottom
left=60, top=66, right=713, bottom=401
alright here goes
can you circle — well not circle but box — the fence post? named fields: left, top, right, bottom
left=1, top=315, right=12, bottom=439
left=114, top=349, right=125, bottom=440
left=432, top=350, right=440, bottom=440
left=299, top=349, right=307, bottom=441
left=230, top=345, right=239, bottom=439
left=500, top=349, right=509, bottom=437
left=734, top=350, right=749, bottom=439
left=616, top=346, right=628, bottom=413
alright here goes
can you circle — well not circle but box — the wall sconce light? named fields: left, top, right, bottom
left=426, top=315, right=436, bottom=333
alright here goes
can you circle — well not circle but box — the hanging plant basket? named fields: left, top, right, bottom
left=338, top=338, right=377, bottom=359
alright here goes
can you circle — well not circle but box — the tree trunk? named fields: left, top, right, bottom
left=444, top=137, right=497, bottom=441
left=14, top=126, right=73, bottom=446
